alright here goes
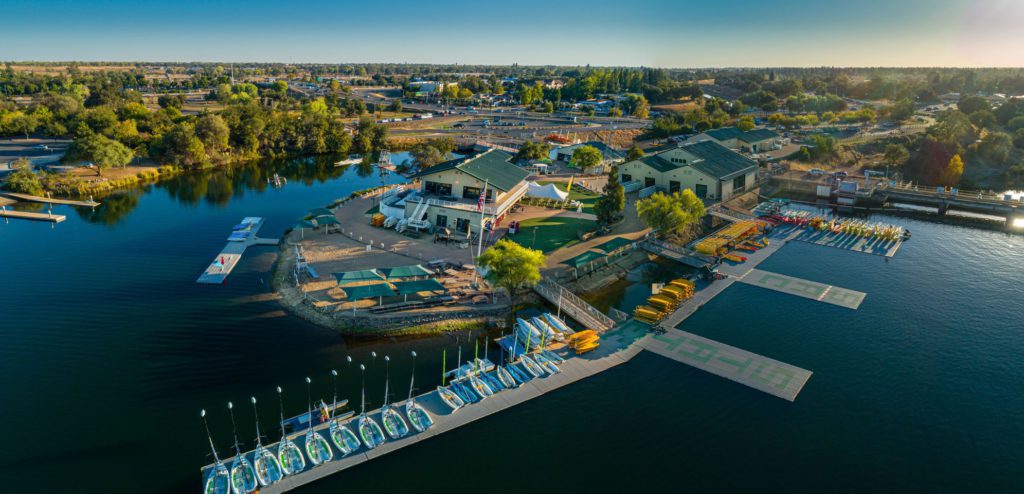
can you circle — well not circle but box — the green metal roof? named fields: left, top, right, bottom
left=296, top=219, right=316, bottom=229
left=315, top=215, right=340, bottom=225
left=391, top=278, right=446, bottom=295
left=705, top=126, right=777, bottom=143
left=593, top=236, right=634, bottom=254
left=333, top=270, right=384, bottom=283
left=682, top=140, right=758, bottom=180
left=309, top=208, right=333, bottom=217
left=704, top=127, right=746, bottom=141
left=740, top=128, right=778, bottom=142
left=638, top=155, right=677, bottom=173
left=342, top=282, right=397, bottom=301
left=562, top=250, right=606, bottom=268
left=414, top=149, right=528, bottom=192
left=379, top=264, right=432, bottom=279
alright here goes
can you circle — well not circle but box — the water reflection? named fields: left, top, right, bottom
left=74, top=190, right=141, bottom=225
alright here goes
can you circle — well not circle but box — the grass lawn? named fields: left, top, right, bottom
left=509, top=215, right=596, bottom=254
left=537, top=180, right=600, bottom=213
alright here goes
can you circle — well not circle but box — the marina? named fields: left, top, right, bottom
left=197, top=217, right=280, bottom=284
left=737, top=269, right=866, bottom=309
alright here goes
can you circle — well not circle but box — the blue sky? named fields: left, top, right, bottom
left=3, top=0, right=1023, bottom=67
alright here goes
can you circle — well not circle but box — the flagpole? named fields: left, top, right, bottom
left=471, top=179, right=489, bottom=288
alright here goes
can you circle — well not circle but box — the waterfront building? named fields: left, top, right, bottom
left=679, top=126, right=780, bottom=153
left=617, top=140, right=758, bottom=202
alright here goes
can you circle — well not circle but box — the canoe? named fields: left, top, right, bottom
left=252, top=444, right=284, bottom=487
left=329, top=420, right=361, bottom=456
left=436, top=386, right=465, bottom=411
left=304, top=428, right=334, bottom=466
left=405, top=400, right=434, bottom=432
left=276, top=436, right=306, bottom=476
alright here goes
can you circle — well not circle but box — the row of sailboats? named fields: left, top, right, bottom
left=201, top=352, right=434, bottom=494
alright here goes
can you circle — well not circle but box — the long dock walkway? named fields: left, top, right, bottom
left=197, top=218, right=279, bottom=284
left=737, top=269, right=866, bottom=309
left=0, top=192, right=99, bottom=207
left=638, top=328, right=812, bottom=401
left=0, top=207, right=66, bottom=223
left=209, top=323, right=648, bottom=493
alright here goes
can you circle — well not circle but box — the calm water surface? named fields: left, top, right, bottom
left=1, top=159, right=1022, bottom=493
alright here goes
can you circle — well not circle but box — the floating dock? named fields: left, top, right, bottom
left=738, top=269, right=866, bottom=309
left=0, top=207, right=66, bottom=223
left=0, top=192, right=99, bottom=207
left=791, top=228, right=903, bottom=258
left=638, top=327, right=812, bottom=402
left=196, top=218, right=279, bottom=284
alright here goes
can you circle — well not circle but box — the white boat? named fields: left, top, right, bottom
left=540, top=349, right=565, bottom=365
left=436, top=385, right=465, bottom=411
left=357, top=364, right=386, bottom=449
left=249, top=398, right=283, bottom=487
left=380, top=356, right=409, bottom=439
left=404, top=351, right=433, bottom=432
left=533, top=353, right=560, bottom=375
left=301, top=377, right=334, bottom=466
left=519, top=356, right=545, bottom=378
left=542, top=313, right=575, bottom=335
left=327, top=370, right=360, bottom=456
left=274, top=387, right=307, bottom=476
left=468, top=375, right=493, bottom=399
left=530, top=316, right=559, bottom=341
left=495, top=365, right=517, bottom=388
left=224, top=402, right=258, bottom=494
left=201, top=410, right=231, bottom=494
left=334, top=155, right=363, bottom=166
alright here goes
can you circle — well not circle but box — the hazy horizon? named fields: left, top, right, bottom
left=4, top=0, right=1024, bottom=68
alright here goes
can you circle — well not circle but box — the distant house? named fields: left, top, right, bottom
left=681, top=126, right=780, bottom=153
left=406, top=150, right=530, bottom=232
left=555, top=141, right=626, bottom=173
left=544, top=79, right=565, bottom=90
left=617, top=140, right=759, bottom=202
left=575, top=99, right=613, bottom=114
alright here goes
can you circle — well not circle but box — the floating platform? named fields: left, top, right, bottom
left=738, top=269, right=866, bottom=310
left=0, top=192, right=99, bottom=207
left=791, top=228, right=903, bottom=258
left=638, top=327, right=812, bottom=402
left=0, top=208, right=66, bottom=223
left=204, top=325, right=646, bottom=494
left=196, top=218, right=279, bottom=284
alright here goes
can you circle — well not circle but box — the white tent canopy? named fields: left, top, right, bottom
left=527, top=182, right=569, bottom=201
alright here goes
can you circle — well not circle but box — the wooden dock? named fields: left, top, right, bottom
left=196, top=218, right=279, bottom=284
left=0, top=208, right=66, bottom=223
left=790, top=227, right=903, bottom=258
left=737, top=269, right=866, bottom=309
left=0, top=192, right=99, bottom=207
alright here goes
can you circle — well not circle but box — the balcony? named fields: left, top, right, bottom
left=406, top=181, right=529, bottom=217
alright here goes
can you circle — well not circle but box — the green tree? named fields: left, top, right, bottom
left=969, top=110, right=997, bottom=129
left=514, top=140, right=550, bottom=163
left=607, top=107, right=623, bottom=117
left=736, top=116, right=756, bottom=131
left=957, top=95, right=990, bottom=115
left=883, top=144, right=909, bottom=167
left=4, top=165, right=43, bottom=195
left=387, top=99, right=402, bottom=112
left=978, top=131, right=1013, bottom=164
left=1006, top=115, right=1024, bottom=132
left=942, top=154, right=964, bottom=186
left=626, top=145, right=644, bottom=162
left=476, top=239, right=546, bottom=327
left=67, top=133, right=133, bottom=176
left=594, top=165, right=625, bottom=225
left=195, top=113, right=230, bottom=154
left=887, top=98, right=915, bottom=122
left=1014, top=128, right=1024, bottom=149
left=9, top=112, right=38, bottom=139
left=157, top=94, right=184, bottom=109
left=636, top=190, right=706, bottom=236
left=572, top=145, right=602, bottom=170
left=457, top=88, right=473, bottom=100
left=159, top=123, right=207, bottom=168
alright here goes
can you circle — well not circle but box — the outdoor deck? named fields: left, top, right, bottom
left=0, top=191, right=99, bottom=207
left=196, top=218, right=279, bottom=284
left=0, top=207, right=66, bottom=223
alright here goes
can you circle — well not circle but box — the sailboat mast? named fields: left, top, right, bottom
left=201, top=409, right=221, bottom=463
left=275, top=387, right=287, bottom=438
left=359, top=364, right=367, bottom=415
left=441, top=348, right=447, bottom=386
left=408, top=351, right=418, bottom=401
left=250, top=397, right=263, bottom=446
left=304, top=377, right=313, bottom=432
left=227, top=401, right=242, bottom=455
left=383, top=355, right=391, bottom=408
left=330, top=370, right=339, bottom=421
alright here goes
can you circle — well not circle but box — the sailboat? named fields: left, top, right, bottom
left=519, top=355, right=545, bottom=378
left=540, top=349, right=565, bottom=365
left=480, top=340, right=506, bottom=391
left=357, top=364, right=386, bottom=449
left=302, top=377, right=334, bottom=466
left=404, top=351, right=434, bottom=432
left=467, top=374, right=493, bottom=400
left=328, top=369, right=361, bottom=456
left=248, top=397, right=283, bottom=487
left=504, top=333, right=530, bottom=384
left=275, top=387, right=306, bottom=476
left=380, top=356, right=410, bottom=439
left=200, top=410, right=231, bottom=494
left=226, top=402, right=258, bottom=494
left=435, top=349, right=465, bottom=412
left=449, top=346, right=478, bottom=403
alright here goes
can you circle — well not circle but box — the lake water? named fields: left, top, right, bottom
left=1, top=157, right=1022, bottom=493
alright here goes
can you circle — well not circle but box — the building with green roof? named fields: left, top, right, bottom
left=689, top=126, right=780, bottom=153
left=617, top=139, right=758, bottom=202
left=404, top=149, right=531, bottom=233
